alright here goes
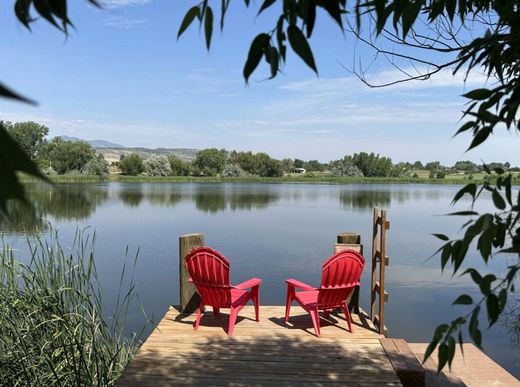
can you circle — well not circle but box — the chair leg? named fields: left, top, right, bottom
left=252, top=286, right=260, bottom=322
left=213, top=307, right=220, bottom=317
left=323, top=310, right=331, bottom=319
left=228, top=307, right=238, bottom=336
left=194, top=302, right=204, bottom=331
left=341, top=303, right=353, bottom=333
left=285, top=286, right=294, bottom=322
left=309, top=307, right=321, bottom=337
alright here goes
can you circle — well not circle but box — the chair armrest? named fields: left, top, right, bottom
left=286, top=278, right=316, bottom=290
left=233, top=277, right=262, bottom=289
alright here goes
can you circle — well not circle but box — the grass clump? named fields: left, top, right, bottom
left=0, top=229, right=144, bottom=386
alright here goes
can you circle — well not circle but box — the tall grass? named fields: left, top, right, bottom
left=0, top=228, right=145, bottom=386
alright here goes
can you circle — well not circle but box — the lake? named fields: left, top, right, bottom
left=3, top=182, right=519, bottom=377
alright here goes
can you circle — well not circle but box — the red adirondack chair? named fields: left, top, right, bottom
left=185, top=246, right=262, bottom=336
left=285, top=249, right=365, bottom=337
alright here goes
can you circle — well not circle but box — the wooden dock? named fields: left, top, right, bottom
left=117, top=305, right=401, bottom=386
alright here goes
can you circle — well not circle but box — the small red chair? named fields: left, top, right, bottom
left=185, top=247, right=262, bottom=336
left=285, top=249, right=365, bottom=337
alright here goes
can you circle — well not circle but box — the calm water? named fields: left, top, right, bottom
left=3, top=182, right=519, bottom=377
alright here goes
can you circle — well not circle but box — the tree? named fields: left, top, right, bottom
left=413, top=161, right=424, bottom=170
left=168, top=155, right=191, bottom=176
left=293, top=159, right=305, bottom=169
left=83, top=154, right=109, bottom=177
left=280, top=158, right=294, bottom=173
left=253, top=153, right=283, bottom=177
left=304, top=160, right=326, bottom=172
left=351, top=152, right=393, bottom=177
left=193, top=148, right=227, bottom=176
left=119, top=154, right=145, bottom=176
left=2, top=121, right=49, bottom=159
left=39, top=137, right=95, bottom=174
left=454, top=161, right=479, bottom=174
left=144, top=155, right=172, bottom=176
left=330, top=157, right=364, bottom=177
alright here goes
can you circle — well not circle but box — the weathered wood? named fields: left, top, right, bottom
left=337, top=232, right=361, bottom=244
left=334, top=243, right=363, bottom=254
left=409, top=343, right=519, bottom=387
left=381, top=338, right=425, bottom=387
left=370, top=208, right=378, bottom=321
left=117, top=306, right=402, bottom=386
left=179, top=233, right=204, bottom=313
left=379, top=210, right=387, bottom=335
left=374, top=281, right=389, bottom=302
left=336, top=233, right=363, bottom=314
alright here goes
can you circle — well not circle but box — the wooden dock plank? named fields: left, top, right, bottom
left=408, top=343, right=519, bottom=387
left=117, top=306, right=401, bottom=386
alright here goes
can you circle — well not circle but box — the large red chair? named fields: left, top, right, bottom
left=185, top=247, right=262, bottom=336
left=285, top=249, right=365, bottom=337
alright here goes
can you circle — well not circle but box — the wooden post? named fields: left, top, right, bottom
left=179, top=233, right=204, bottom=313
left=336, top=232, right=362, bottom=314
left=379, top=210, right=387, bottom=335
left=370, top=208, right=378, bottom=321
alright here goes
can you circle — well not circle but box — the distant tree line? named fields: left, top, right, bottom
left=5, top=121, right=517, bottom=179
left=2, top=121, right=108, bottom=176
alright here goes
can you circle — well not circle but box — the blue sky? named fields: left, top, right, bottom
left=0, top=0, right=518, bottom=164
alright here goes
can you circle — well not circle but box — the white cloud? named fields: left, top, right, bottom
left=100, top=0, right=153, bottom=8
left=103, top=16, right=149, bottom=28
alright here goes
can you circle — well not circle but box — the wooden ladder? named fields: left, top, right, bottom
left=371, top=207, right=390, bottom=335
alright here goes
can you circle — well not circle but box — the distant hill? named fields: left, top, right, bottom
left=98, top=147, right=199, bottom=164
left=60, top=135, right=125, bottom=149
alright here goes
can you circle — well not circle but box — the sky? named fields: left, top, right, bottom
left=0, top=0, right=518, bottom=164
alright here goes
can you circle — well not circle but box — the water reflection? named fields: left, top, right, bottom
left=194, top=185, right=280, bottom=213
left=119, top=185, right=144, bottom=208
left=340, top=189, right=392, bottom=209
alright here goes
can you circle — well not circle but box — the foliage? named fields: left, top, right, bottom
left=39, top=137, right=96, bottom=174
left=349, top=152, right=393, bottom=177
left=194, top=148, right=227, bottom=176
left=330, top=157, right=364, bottom=177
left=2, top=121, right=49, bottom=159
left=168, top=155, right=191, bottom=176
left=144, top=155, right=172, bottom=176
left=119, top=154, right=145, bottom=176
left=221, top=164, right=248, bottom=177
left=83, top=154, right=109, bottom=177
left=0, top=228, right=144, bottom=385
left=0, top=123, right=49, bottom=212
left=429, top=170, right=519, bottom=371
left=304, top=160, right=326, bottom=172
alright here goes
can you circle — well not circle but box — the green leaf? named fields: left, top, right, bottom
left=452, top=183, right=477, bottom=204
left=258, top=0, right=277, bottom=15
left=446, top=211, right=479, bottom=216
left=453, top=294, right=473, bottom=305
left=437, top=343, right=448, bottom=373
left=433, top=233, right=450, bottom=241
left=243, top=33, right=270, bottom=82
left=492, top=189, right=506, bottom=210
left=469, top=306, right=482, bottom=348
left=447, top=337, right=456, bottom=370
left=287, top=25, right=318, bottom=74
left=204, top=6, right=213, bottom=50
left=177, top=6, right=200, bottom=39
left=455, top=121, right=475, bottom=135
left=467, top=128, right=491, bottom=150
left=0, top=82, right=36, bottom=105
left=486, top=294, right=499, bottom=327
left=0, top=124, right=49, bottom=212
left=463, top=88, right=492, bottom=100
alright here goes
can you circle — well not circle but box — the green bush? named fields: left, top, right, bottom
left=119, top=154, right=145, bottom=176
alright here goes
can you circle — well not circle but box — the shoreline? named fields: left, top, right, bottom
left=20, top=174, right=517, bottom=185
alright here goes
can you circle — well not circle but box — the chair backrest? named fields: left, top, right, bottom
left=318, top=249, right=365, bottom=309
left=185, top=247, right=233, bottom=307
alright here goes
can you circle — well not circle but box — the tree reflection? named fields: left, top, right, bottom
left=119, top=185, right=145, bottom=208
left=1, top=184, right=109, bottom=233
left=194, top=186, right=280, bottom=213
left=339, top=189, right=392, bottom=209
left=146, top=186, right=183, bottom=208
